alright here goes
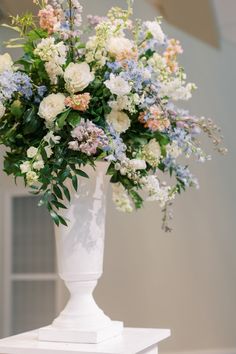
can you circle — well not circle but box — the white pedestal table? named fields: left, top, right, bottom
left=0, top=328, right=171, bottom=354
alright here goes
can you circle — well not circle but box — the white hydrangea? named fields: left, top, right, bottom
left=38, top=93, right=66, bottom=123
left=0, top=102, right=6, bottom=119
left=105, top=74, right=131, bottom=96
left=64, top=62, right=94, bottom=93
left=144, top=21, right=165, bottom=44
left=142, top=139, right=162, bottom=167
left=112, top=183, right=133, bottom=213
left=106, top=109, right=131, bottom=133
left=0, top=53, right=13, bottom=74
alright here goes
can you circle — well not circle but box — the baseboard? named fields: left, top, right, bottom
left=165, top=349, right=236, bottom=354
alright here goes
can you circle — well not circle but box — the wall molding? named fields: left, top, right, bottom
left=165, top=349, right=236, bottom=354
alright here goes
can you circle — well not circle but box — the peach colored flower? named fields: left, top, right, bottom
left=138, top=106, right=170, bottom=132
left=38, top=5, right=58, bottom=34
left=164, top=39, right=183, bottom=73
left=65, top=93, right=91, bottom=111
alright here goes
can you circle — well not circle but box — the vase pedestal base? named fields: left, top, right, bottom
left=38, top=321, right=123, bottom=344
left=0, top=328, right=171, bottom=354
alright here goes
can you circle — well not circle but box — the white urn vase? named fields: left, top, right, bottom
left=38, top=162, right=123, bottom=344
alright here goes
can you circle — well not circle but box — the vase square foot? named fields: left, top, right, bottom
left=38, top=321, right=124, bottom=344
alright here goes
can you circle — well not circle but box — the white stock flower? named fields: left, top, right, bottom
left=20, top=161, right=31, bottom=174
left=38, top=93, right=66, bottom=123
left=27, top=147, right=38, bottom=158
left=112, top=183, right=133, bottom=213
left=144, top=21, right=165, bottom=44
left=34, top=38, right=67, bottom=65
left=0, top=53, right=13, bottom=73
left=129, top=159, right=147, bottom=170
left=0, top=102, right=6, bottom=119
left=166, top=141, right=182, bottom=159
left=106, top=109, right=131, bottom=133
left=106, top=36, right=134, bottom=57
left=159, top=78, right=196, bottom=101
left=145, top=176, right=173, bottom=208
left=44, top=131, right=61, bottom=145
left=105, top=74, right=131, bottom=96
left=64, top=62, right=94, bottom=93
left=45, top=61, right=64, bottom=85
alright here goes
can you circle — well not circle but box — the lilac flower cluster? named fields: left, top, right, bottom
left=68, top=119, right=109, bottom=156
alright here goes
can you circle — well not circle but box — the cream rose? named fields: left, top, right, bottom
left=0, top=53, right=13, bottom=74
left=105, top=74, right=131, bottom=96
left=64, top=62, right=94, bottom=93
left=106, top=37, right=134, bottom=57
left=27, top=147, right=38, bottom=158
left=38, top=93, right=66, bottom=122
left=0, top=102, right=6, bottom=119
left=106, top=109, right=131, bottom=133
left=145, top=21, right=165, bottom=44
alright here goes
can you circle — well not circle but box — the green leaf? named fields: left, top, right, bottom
left=23, top=107, right=41, bottom=134
left=50, top=210, right=60, bottom=226
left=58, top=215, right=68, bottom=227
left=53, top=185, right=63, bottom=200
left=76, top=169, right=89, bottom=179
left=68, top=111, right=81, bottom=128
left=57, top=109, right=71, bottom=129
left=62, top=184, right=71, bottom=202
left=72, top=175, right=78, bottom=191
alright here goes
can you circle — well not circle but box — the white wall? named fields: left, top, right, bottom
left=0, top=1, right=236, bottom=352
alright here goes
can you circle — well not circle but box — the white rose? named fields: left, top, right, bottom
left=106, top=37, right=134, bottom=57
left=38, top=93, right=66, bottom=122
left=105, top=74, right=131, bottom=96
left=33, top=160, right=45, bottom=171
left=0, top=102, right=6, bottom=119
left=129, top=159, right=147, bottom=170
left=64, top=62, right=94, bottom=93
left=106, top=109, right=131, bottom=133
left=0, top=53, right=13, bottom=74
left=20, top=161, right=31, bottom=174
left=145, top=21, right=165, bottom=44
left=26, top=171, right=39, bottom=185
left=27, top=147, right=38, bottom=158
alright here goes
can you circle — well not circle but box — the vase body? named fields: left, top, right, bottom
left=38, top=162, right=123, bottom=344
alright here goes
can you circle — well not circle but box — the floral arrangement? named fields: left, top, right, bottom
left=0, top=0, right=226, bottom=231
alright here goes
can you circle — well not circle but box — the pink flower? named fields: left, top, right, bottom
left=65, top=93, right=91, bottom=111
left=38, top=5, right=58, bottom=34
left=69, top=119, right=109, bottom=156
